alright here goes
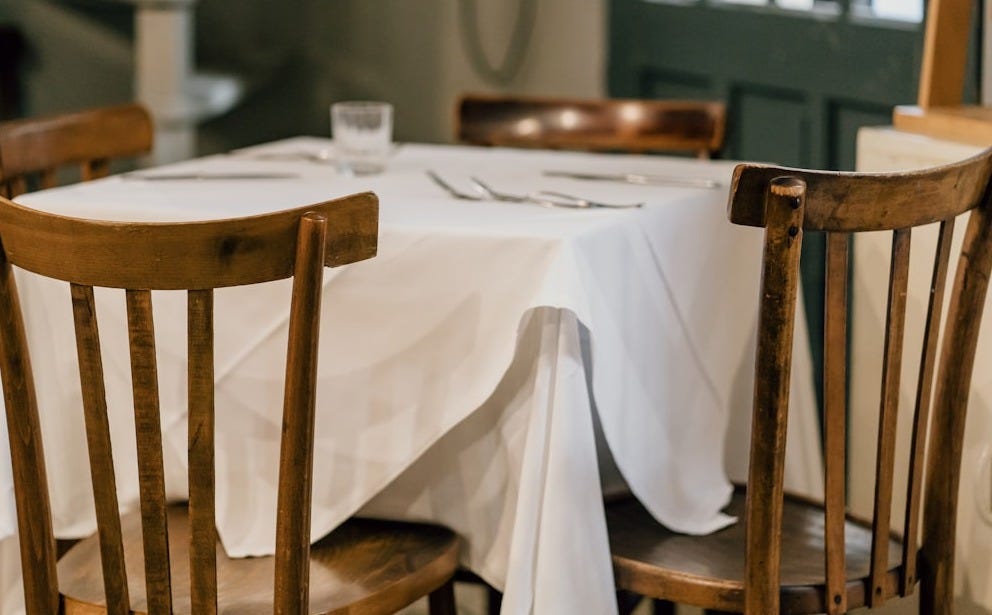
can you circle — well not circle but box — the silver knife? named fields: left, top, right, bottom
left=123, top=172, right=300, bottom=181
left=543, top=170, right=721, bottom=189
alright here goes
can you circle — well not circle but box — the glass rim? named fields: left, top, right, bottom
left=331, top=101, right=393, bottom=111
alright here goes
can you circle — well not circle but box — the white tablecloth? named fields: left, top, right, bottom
left=0, top=139, right=822, bottom=614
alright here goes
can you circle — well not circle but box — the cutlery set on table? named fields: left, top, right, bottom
left=427, top=171, right=643, bottom=209
left=118, top=143, right=722, bottom=213
left=426, top=168, right=720, bottom=209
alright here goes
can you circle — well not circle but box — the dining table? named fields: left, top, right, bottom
left=0, top=137, right=823, bottom=615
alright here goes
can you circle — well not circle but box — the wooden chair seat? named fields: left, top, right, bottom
left=608, top=491, right=903, bottom=614
left=58, top=505, right=459, bottom=614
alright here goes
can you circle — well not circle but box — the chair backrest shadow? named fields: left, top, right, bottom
left=456, top=93, right=726, bottom=159
left=0, top=192, right=378, bottom=614
left=728, top=149, right=992, bottom=613
left=0, top=103, right=153, bottom=197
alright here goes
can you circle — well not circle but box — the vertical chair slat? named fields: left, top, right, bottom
left=70, top=283, right=131, bottom=615
left=0, top=239, right=59, bottom=614
left=744, top=178, right=805, bottom=615
left=83, top=158, right=110, bottom=181
left=39, top=168, right=57, bottom=190
left=125, top=289, right=173, bottom=615
left=8, top=176, right=25, bottom=197
left=870, top=227, right=912, bottom=607
left=922, top=201, right=992, bottom=612
left=274, top=213, right=328, bottom=615
left=902, top=218, right=955, bottom=595
left=823, top=231, right=849, bottom=615
left=188, top=289, right=217, bottom=614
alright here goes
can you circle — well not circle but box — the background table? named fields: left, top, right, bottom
left=0, top=139, right=823, bottom=614
left=855, top=127, right=992, bottom=611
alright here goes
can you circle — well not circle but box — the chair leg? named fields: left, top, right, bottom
left=486, top=585, right=503, bottom=614
left=428, top=579, right=457, bottom=615
left=617, top=591, right=643, bottom=615
left=56, top=538, right=80, bottom=559
left=919, top=571, right=944, bottom=615
left=653, top=599, right=676, bottom=615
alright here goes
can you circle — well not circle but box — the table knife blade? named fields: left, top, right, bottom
left=123, top=172, right=300, bottom=181
left=543, top=170, right=721, bottom=189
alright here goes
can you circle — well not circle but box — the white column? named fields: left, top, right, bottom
left=134, top=0, right=196, bottom=164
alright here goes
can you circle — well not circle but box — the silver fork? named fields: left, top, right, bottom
left=472, top=177, right=643, bottom=209
left=471, top=177, right=600, bottom=209
left=427, top=171, right=485, bottom=200
left=536, top=190, right=644, bottom=209
left=469, top=177, right=529, bottom=203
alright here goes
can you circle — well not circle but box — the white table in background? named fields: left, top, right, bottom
left=0, top=139, right=823, bottom=615
left=855, top=127, right=992, bottom=610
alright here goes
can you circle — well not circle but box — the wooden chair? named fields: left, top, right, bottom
left=0, top=192, right=460, bottom=614
left=0, top=103, right=153, bottom=197
left=607, top=149, right=992, bottom=613
left=456, top=94, right=726, bottom=158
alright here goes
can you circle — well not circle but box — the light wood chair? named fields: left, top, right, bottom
left=608, top=149, right=992, bottom=613
left=456, top=94, right=726, bottom=158
left=0, top=192, right=460, bottom=614
left=0, top=103, right=153, bottom=197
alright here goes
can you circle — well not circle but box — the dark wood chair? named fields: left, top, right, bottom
left=0, top=103, right=153, bottom=197
left=0, top=192, right=460, bottom=614
left=608, top=149, right=992, bottom=613
left=456, top=94, right=726, bottom=158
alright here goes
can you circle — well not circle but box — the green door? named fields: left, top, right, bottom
left=609, top=0, right=976, bottom=408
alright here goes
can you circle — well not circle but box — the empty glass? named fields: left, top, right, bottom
left=331, top=101, right=393, bottom=175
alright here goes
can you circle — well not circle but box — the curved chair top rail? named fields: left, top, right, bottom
left=729, top=146, right=992, bottom=232
left=0, top=103, right=153, bottom=180
left=457, top=93, right=726, bottom=156
left=0, top=191, right=379, bottom=289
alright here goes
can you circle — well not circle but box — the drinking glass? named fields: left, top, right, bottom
left=330, top=101, right=393, bottom=175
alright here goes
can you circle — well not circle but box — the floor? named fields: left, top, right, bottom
left=398, top=584, right=488, bottom=615
left=397, top=589, right=708, bottom=615
left=400, top=590, right=923, bottom=614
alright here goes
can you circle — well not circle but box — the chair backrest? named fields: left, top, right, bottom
left=0, top=192, right=378, bottom=614
left=0, top=103, right=153, bottom=197
left=456, top=94, right=726, bottom=158
left=728, top=150, right=992, bottom=614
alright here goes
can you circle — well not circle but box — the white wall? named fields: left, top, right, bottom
left=196, top=0, right=606, bottom=150
left=280, top=0, right=605, bottom=144
left=4, top=0, right=132, bottom=118
left=4, top=0, right=606, bottom=152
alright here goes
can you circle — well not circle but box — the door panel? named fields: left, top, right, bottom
left=641, top=69, right=714, bottom=99
left=831, top=102, right=892, bottom=170
left=734, top=88, right=808, bottom=164
left=609, top=0, right=936, bottom=411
